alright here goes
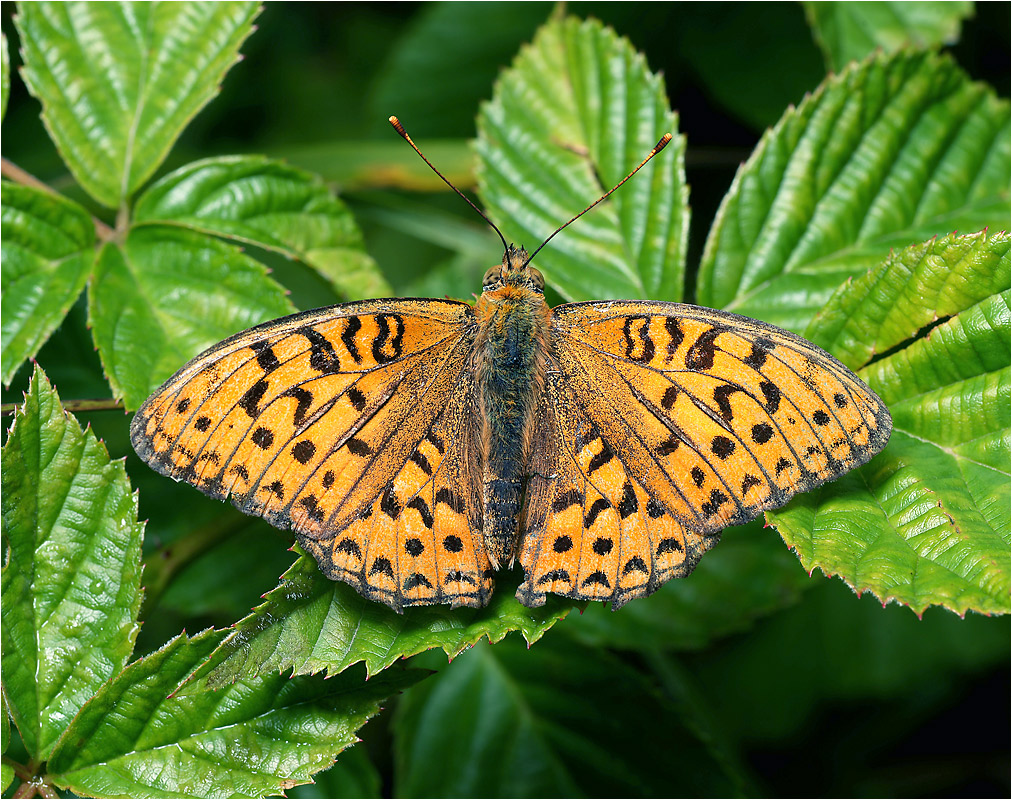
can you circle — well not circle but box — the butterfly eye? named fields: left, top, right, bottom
left=529, top=267, right=545, bottom=291
left=482, top=267, right=502, bottom=289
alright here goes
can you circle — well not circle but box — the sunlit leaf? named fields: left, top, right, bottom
left=769, top=231, right=1011, bottom=615
left=804, top=1, right=974, bottom=72
left=476, top=16, right=688, bottom=302
left=134, top=156, right=391, bottom=299
left=1, top=183, right=94, bottom=384
left=698, top=50, right=1010, bottom=333
left=15, top=1, right=259, bottom=208
left=46, top=629, right=425, bottom=799
left=1, top=365, right=143, bottom=759
left=184, top=552, right=577, bottom=689
left=1, top=31, right=9, bottom=123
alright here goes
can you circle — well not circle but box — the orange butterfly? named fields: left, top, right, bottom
left=131, top=118, right=892, bottom=612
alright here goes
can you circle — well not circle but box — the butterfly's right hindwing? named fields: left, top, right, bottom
left=131, top=298, right=490, bottom=611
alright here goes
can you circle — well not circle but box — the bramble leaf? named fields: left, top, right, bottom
left=184, top=551, right=577, bottom=689
left=769, top=231, right=1011, bottom=616
left=15, top=1, right=259, bottom=208
left=1, top=183, right=94, bottom=384
left=88, top=225, right=294, bottom=409
left=477, top=16, right=688, bottom=302
left=393, top=635, right=749, bottom=796
left=1, top=365, right=143, bottom=759
left=567, top=520, right=811, bottom=651
left=134, top=156, right=391, bottom=300
left=804, top=1, right=974, bottom=72
left=698, top=50, right=1010, bottom=333
left=46, top=629, right=424, bottom=799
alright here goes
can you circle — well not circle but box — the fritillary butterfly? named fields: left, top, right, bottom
left=131, top=120, right=892, bottom=612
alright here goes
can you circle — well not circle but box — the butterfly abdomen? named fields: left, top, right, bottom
left=474, top=285, right=552, bottom=568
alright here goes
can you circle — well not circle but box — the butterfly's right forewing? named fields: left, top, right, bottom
left=131, top=298, right=491, bottom=611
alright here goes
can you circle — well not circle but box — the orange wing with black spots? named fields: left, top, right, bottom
left=517, top=301, right=891, bottom=608
left=130, top=299, right=491, bottom=611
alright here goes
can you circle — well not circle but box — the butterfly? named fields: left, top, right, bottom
left=130, top=118, right=892, bottom=613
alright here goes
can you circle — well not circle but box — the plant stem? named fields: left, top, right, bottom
left=0, top=397, right=124, bottom=416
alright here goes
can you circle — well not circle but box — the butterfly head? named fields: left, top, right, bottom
left=482, top=244, right=545, bottom=296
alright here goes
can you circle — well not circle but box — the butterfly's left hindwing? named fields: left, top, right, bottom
left=517, top=301, right=891, bottom=608
left=131, top=298, right=491, bottom=611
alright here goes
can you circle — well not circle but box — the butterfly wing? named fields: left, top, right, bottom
left=517, top=301, right=892, bottom=608
left=131, top=299, right=490, bottom=611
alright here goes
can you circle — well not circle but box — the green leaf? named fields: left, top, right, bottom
left=804, top=1, right=974, bottom=72
left=1, top=183, right=95, bottom=385
left=476, top=16, right=688, bottom=302
left=45, top=629, right=425, bottom=799
left=568, top=520, right=812, bottom=651
left=1, top=365, right=143, bottom=760
left=1, top=694, right=11, bottom=793
left=697, top=50, right=1011, bottom=333
left=15, top=2, right=259, bottom=208
left=185, top=552, right=577, bottom=689
left=134, top=156, right=392, bottom=299
left=393, top=635, right=748, bottom=797
left=1, top=31, right=9, bottom=123
left=769, top=231, right=1011, bottom=616
left=88, top=225, right=295, bottom=410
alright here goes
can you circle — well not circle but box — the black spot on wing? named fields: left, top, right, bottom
left=588, top=441, right=614, bottom=473
left=744, top=337, right=774, bottom=370
left=346, top=387, right=366, bottom=411
left=685, top=326, right=724, bottom=370
left=342, top=316, right=362, bottom=363
left=300, top=327, right=342, bottom=374
left=435, top=487, right=465, bottom=514
left=584, top=498, right=612, bottom=527
left=552, top=489, right=582, bottom=513
left=618, top=482, right=638, bottom=518
left=760, top=380, right=781, bottom=414
left=712, top=385, right=741, bottom=422
left=281, top=387, right=313, bottom=427
left=407, top=497, right=434, bottom=528
left=252, top=341, right=280, bottom=373
left=537, top=569, right=571, bottom=586
left=239, top=379, right=269, bottom=418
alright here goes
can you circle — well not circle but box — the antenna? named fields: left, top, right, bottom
left=522, top=133, right=672, bottom=268
left=389, top=116, right=509, bottom=254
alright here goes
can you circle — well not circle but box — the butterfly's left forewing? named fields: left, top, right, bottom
left=518, top=301, right=891, bottom=608
left=131, top=299, right=491, bottom=611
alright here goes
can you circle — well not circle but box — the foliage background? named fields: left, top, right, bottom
left=1, top=2, right=1009, bottom=797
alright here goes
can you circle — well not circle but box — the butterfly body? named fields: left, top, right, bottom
left=473, top=245, right=552, bottom=568
left=131, top=247, right=891, bottom=613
